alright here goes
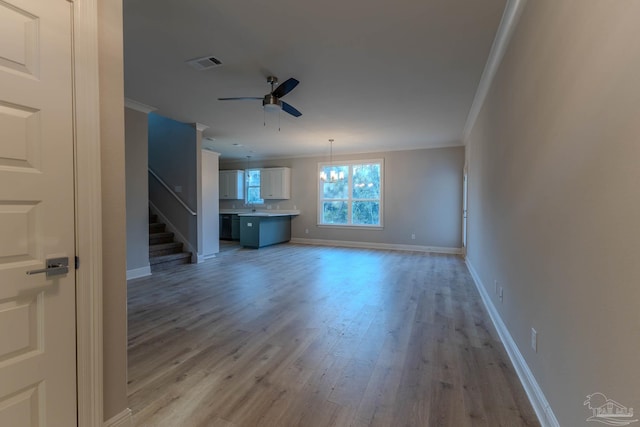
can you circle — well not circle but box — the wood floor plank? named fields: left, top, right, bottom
left=128, top=243, right=540, bottom=427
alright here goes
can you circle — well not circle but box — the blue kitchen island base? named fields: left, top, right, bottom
left=239, top=215, right=292, bottom=248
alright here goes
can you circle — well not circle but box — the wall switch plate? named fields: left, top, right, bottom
left=531, top=328, right=537, bottom=352
left=411, top=234, right=416, bottom=240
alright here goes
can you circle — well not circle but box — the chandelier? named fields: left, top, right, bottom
left=320, top=139, right=344, bottom=182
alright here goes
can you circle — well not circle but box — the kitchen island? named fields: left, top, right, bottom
left=236, top=211, right=298, bottom=248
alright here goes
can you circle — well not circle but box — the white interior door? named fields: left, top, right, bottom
left=462, top=170, right=468, bottom=251
left=0, top=0, right=77, bottom=425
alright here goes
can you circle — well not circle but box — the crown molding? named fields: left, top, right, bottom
left=124, top=98, right=157, bottom=114
left=462, top=0, right=528, bottom=143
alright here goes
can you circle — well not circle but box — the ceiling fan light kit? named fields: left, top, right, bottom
left=262, top=94, right=281, bottom=110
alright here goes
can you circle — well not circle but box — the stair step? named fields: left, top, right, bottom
left=149, top=222, right=166, bottom=233
left=147, top=211, right=192, bottom=271
left=149, top=251, right=191, bottom=264
left=149, top=241, right=183, bottom=257
left=149, top=231, right=174, bottom=245
left=150, top=252, right=192, bottom=271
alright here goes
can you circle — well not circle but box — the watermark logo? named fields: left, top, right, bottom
left=584, top=392, right=638, bottom=426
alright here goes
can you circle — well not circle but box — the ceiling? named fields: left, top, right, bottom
left=123, top=0, right=506, bottom=160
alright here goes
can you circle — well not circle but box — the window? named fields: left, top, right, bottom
left=246, top=169, right=263, bottom=205
left=318, top=159, right=383, bottom=227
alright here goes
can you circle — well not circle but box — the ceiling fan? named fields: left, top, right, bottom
left=218, top=76, right=302, bottom=117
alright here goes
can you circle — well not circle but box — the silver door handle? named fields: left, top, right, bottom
left=26, top=257, right=69, bottom=278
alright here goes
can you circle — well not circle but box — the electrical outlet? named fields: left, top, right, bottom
left=305, top=228, right=309, bottom=234
left=531, top=328, right=537, bottom=352
left=494, top=280, right=499, bottom=294
left=174, top=185, right=182, bottom=193
left=411, top=234, right=416, bottom=240
left=232, top=204, right=235, bottom=209
left=499, top=287, right=504, bottom=302
left=293, top=205, right=297, bottom=210
left=276, top=204, right=280, bottom=209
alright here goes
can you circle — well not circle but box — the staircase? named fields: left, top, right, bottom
left=149, top=212, right=192, bottom=271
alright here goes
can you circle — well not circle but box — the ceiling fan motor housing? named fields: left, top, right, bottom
left=263, top=94, right=281, bottom=108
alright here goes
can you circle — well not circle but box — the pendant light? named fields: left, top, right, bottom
left=320, top=139, right=344, bottom=182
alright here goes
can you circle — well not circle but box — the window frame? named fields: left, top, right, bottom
left=317, top=158, right=384, bottom=229
left=245, top=168, right=264, bottom=206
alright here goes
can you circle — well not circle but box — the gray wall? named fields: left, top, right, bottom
left=148, top=113, right=198, bottom=208
left=221, top=146, right=464, bottom=249
left=124, top=107, right=149, bottom=272
left=465, top=1, right=640, bottom=426
left=148, top=113, right=198, bottom=253
left=98, top=0, right=128, bottom=419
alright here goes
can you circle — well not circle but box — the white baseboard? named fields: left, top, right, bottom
left=290, top=237, right=462, bottom=255
left=149, top=201, right=199, bottom=263
left=104, top=408, right=132, bottom=427
left=465, top=259, right=559, bottom=427
left=200, top=253, right=217, bottom=261
left=126, top=265, right=151, bottom=280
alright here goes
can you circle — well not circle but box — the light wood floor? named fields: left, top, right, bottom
left=128, top=243, right=539, bottom=427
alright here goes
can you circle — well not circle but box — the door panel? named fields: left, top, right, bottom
left=463, top=172, right=468, bottom=250
left=0, top=0, right=77, bottom=425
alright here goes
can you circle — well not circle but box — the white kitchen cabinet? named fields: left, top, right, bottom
left=260, top=167, right=291, bottom=199
left=219, top=170, right=244, bottom=200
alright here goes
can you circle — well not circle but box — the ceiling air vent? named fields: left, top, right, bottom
left=186, top=55, right=223, bottom=71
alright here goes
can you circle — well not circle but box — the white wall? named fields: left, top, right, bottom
left=98, top=0, right=128, bottom=419
left=221, top=146, right=465, bottom=250
left=465, top=1, right=640, bottom=425
left=124, top=107, right=150, bottom=275
left=201, top=149, right=220, bottom=258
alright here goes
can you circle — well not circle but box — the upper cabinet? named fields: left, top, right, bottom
left=219, top=170, right=244, bottom=200
left=260, top=167, right=291, bottom=199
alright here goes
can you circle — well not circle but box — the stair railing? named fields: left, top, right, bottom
left=148, top=168, right=197, bottom=216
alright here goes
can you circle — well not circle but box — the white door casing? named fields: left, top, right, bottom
left=0, top=0, right=77, bottom=425
left=463, top=170, right=468, bottom=252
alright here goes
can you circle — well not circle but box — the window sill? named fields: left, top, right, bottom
left=317, top=224, right=384, bottom=231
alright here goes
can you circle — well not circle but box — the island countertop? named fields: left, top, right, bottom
left=220, top=209, right=300, bottom=217
left=236, top=212, right=298, bottom=217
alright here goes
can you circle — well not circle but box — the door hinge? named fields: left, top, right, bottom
left=75, top=256, right=79, bottom=269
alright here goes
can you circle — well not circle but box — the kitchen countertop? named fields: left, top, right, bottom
left=236, top=212, right=295, bottom=217
left=220, top=209, right=300, bottom=217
